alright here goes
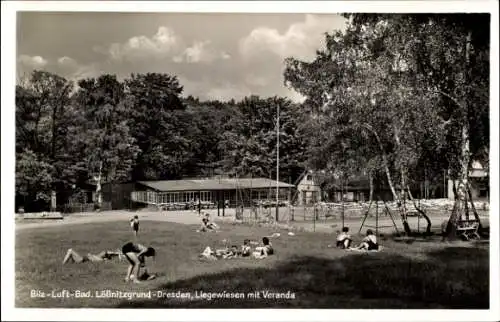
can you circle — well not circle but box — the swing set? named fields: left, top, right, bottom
left=234, top=175, right=282, bottom=226
left=358, top=195, right=400, bottom=236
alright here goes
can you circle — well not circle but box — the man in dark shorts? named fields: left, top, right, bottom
left=121, top=242, right=156, bottom=283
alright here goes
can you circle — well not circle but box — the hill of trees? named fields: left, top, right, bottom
left=15, top=71, right=309, bottom=211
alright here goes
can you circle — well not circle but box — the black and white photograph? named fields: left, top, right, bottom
left=1, top=1, right=499, bottom=321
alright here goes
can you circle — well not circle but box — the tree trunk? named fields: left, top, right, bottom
left=369, top=171, right=374, bottom=203
left=445, top=130, right=470, bottom=239
left=424, top=168, right=428, bottom=199
left=364, top=171, right=374, bottom=216
left=400, top=168, right=412, bottom=235
left=360, top=124, right=399, bottom=202
left=395, top=129, right=411, bottom=235
left=400, top=167, right=407, bottom=218
left=430, top=185, right=437, bottom=199
left=382, top=162, right=399, bottom=203
left=452, top=180, right=458, bottom=200
left=407, top=186, right=432, bottom=234
left=95, top=161, right=103, bottom=211
left=445, top=31, right=472, bottom=240
left=342, top=179, right=347, bottom=219
left=467, top=182, right=482, bottom=229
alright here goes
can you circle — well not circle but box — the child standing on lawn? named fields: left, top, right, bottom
left=130, top=215, right=140, bottom=237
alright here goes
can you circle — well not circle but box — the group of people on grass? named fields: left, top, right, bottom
left=62, top=213, right=381, bottom=284
left=335, top=227, right=380, bottom=251
left=62, top=241, right=157, bottom=284
left=199, top=237, right=274, bottom=260
left=62, top=214, right=156, bottom=284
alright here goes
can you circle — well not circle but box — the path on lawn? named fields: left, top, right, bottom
left=15, top=207, right=489, bottom=235
left=15, top=210, right=225, bottom=231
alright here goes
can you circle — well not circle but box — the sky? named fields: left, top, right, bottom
left=17, top=12, right=346, bottom=102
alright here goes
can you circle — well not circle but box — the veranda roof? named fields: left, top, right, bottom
left=137, top=178, right=294, bottom=192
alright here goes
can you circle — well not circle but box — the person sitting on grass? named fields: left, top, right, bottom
left=198, top=217, right=212, bottom=232
left=121, top=241, right=156, bottom=283
left=199, top=246, right=217, bottom=260
left=336, top=227, right=353, bottom=249
left=62, top=248, right=122, bottom=264
left=197, top=214, right=219, bottom=232
left=205, top=213, right=219, bottom=229
left=253, top=237, right=274, bottom=259
left=241, top=239, right=252, bottom=257
left=355, top=229, right=379, bottom=251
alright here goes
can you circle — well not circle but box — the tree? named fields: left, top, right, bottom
left=125, top=73, right=189, bottom=180
left=182, top=100, right=234, bottom=177
left=218, top=96, right=307, bottom=183
left=284, top=15, right=454, bottom=234
left=307, top=113, right=383, bottom=209
left=15, top=150, right=54, bottom=212
left=75, top=74, right=140, bottom=209
left=15, top=70, right=74, bottom=210
left=348, top=14, right=490, bottom=237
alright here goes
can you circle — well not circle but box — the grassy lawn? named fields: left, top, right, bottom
left=16, top=220, right=489, bottom=308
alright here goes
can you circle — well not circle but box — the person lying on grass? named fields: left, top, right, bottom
left=253, top=237, right=274, bottom=259
left=199, top=240, right=252, bottom=260
left=354, top=229, right=380, bottom=251
left=121, top=241, right=156, bottom=283
left=62, top=248, right=123, bottom=264
left=336, top=227, right=353, bottom=249
left=198, top=246, right=231, bottom=260
left=216, top=245, right=241, bottom=259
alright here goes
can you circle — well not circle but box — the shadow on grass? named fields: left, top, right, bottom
left=117, top=245, right=489, bottom=309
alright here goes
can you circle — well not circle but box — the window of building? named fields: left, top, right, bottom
left=199, top=191, right=211, bottom=202
left=306, top=175, right=312, bottom=181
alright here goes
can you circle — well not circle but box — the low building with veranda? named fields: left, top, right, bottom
left=102, top=177, right=294, bottom=211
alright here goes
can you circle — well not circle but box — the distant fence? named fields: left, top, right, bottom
left=236, top=199, right=490, bottom=227
left=18, top=212, right=64, bottom=220
left=57, top=202, right=112, bottom=214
